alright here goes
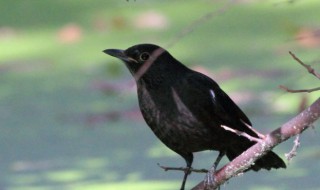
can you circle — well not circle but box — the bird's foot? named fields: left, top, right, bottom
left=180, top=166, right=192, bottom=190
left=204, top=169, right=215, bottom=189
left=204, top=168, right=220, bottom=190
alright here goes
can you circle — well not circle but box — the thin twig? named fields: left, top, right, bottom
left=157, top=163, right=208, bottom=173
left=166, top=0, right=235, bottom=49
left=289, top=51, right=320, bottom=79
left=133, top=1, right=235, bottom=82
left=279, top=85, right=320, bottom=93
left=133, top=48, right=165, bottom=81
left=240, top=120, right=265, bottom=139
left=279, top=52, right=320, bottom=93
left=221, top=125, right=263, bottom=143
left=285, top=134, right=301, bottom=162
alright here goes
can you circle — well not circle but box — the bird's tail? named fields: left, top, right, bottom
left=226, top=142, right=286, bottom=171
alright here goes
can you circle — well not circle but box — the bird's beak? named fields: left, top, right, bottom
left=103, top=49, right=137, bottom=63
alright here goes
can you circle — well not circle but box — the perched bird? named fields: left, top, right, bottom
left=103, top=44, right=286, bottom=190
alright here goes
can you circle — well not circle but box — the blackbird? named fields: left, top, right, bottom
left=103, top=44, right=286, bottom=190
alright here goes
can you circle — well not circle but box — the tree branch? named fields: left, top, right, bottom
left=279, top=85, right=320, bottom=93
left=192, top=97, right=320, bottom=190
left=220, top=125, right=263, bottom=143
left=285, top=134, right=301, bottom=161
left=157, top=163, right=208, bottom=173
left=133, top=1, right=234, bottom=81
left=280, top=52, right=320, bottom=93
left=289, top=51, right=320, bottom=79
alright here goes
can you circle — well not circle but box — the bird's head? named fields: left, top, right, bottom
left=103, top=44, right=178, bottom=81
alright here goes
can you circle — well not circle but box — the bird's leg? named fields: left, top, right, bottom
left=180, top=163, right=192, bottom=190
left=180, top=153, right=193, bottom=190
left=204, top=151, right=226, bottom=189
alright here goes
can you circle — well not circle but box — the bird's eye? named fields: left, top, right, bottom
left=139, top=52, right=150, bottom=61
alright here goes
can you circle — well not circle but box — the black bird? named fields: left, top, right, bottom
left=103, top=44, right=286, bottom=190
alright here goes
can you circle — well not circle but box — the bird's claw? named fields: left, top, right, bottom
left=204, top=169, right=215, bottom=188
left=204, top=168, right=221, bottom=190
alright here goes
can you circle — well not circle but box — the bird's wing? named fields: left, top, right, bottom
left=176, top=71, right=258, bottom=138
left=214, top=87, right=252, bottom=126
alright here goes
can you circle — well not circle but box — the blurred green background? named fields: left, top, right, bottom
left=0, top=0, right=319, bottom=190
